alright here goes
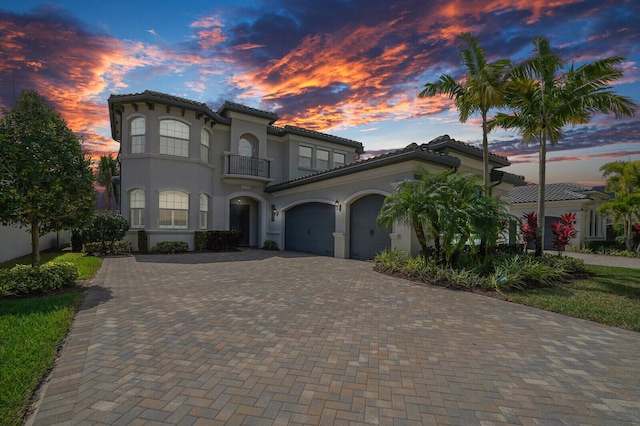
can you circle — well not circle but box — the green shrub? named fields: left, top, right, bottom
left=436, top=267, right=482, bottom=289
left=262, top=240, right=279, bottom=250
left=194, top=231, right=208, bottom=251
left=206, top=231, right=241, bottom=251
left=373, top=248, right=407, bottom=274
left=83, top=240, right=131, bottom=256
left=0, top=262, right=78, bottom=296
left=85, top=212, right=129, bottom=254
left=138, top=230, right=149, bottom=254
left=540, top=254, right=586, bottom=274
left=154, top=241, right=189, bottom=254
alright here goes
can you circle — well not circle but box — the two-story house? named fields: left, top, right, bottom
left=109, top=90, right=524, bottom=260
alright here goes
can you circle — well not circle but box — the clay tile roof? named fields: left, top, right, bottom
left=425, top=134, right=510, bottom=167
left=268, top=125, right=364, bottom=152
left=509, top=182, right=605, bottom=203
left=217, top=101, right=279, bottom=123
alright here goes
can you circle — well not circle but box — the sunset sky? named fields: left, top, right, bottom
left=1, top=0, right=638, bottom=185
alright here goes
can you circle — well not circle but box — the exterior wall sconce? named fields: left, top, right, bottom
left=335, top=200, right=341, bottom=212
left=271, top=204, right=278, bottom=221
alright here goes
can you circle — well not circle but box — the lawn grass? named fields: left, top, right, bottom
left=0, top=292, right=82, bottom=425
left=0, top=250, right=102, bottom=424
left=501, top=264, right=640, bottom=332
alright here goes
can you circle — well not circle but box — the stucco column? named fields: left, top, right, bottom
left=333, top=232, right=345, bottom=258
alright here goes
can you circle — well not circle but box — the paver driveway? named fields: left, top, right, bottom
left=31, top=250, right=640, bottom=425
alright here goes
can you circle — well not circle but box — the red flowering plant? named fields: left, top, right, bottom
left=632, top=222, right=640, bottom=251
left=520, top=212, right=538, bottom=249
left=550, top=212, right=578, bottom=255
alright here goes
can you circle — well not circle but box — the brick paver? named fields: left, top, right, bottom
left=30, top=250, right=640, bottom=425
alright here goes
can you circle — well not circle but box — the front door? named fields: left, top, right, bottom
left=230, top=204, right=250, bottom=246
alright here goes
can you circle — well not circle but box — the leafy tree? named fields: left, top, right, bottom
left=96, top=154, right=118, bottom=211
left=419, top=33, right=511, bottom=195
left=0, top=90, right=95, bottom=266
left=377, top=168, right=511, bottom=266
left=489, top=36, right=636, bottom=256
left=598, top=160, right=640, bottom=251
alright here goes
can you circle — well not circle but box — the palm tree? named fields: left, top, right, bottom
left=598, top=160, right=640, bottom=251
left=419, top=33, right=511, bottom=195
left=96, top=154, right=118, bottom=211
left=489, top=36, right=637, bottom=256
left=377, top=168, right=511, bottom=265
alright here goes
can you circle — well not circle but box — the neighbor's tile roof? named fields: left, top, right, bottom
left=509, top=183, right=603, bottom=203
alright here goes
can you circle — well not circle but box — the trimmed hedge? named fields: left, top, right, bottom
left=206, top=230, right=241, bottom=251
left=138, top=230, right=149, bottom=254
left=84, top=240, right=131, bottom=256
left=262, top=240, right=279, bottom=250
left=154, top=241, right=189, bottom=254
left=194, top=231, right=207, bottom=251
left=0, top=262, right=78, bottom=297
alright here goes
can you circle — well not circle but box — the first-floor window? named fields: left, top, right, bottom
left=130, top=189, right=145, bottom=228
left=200, top=194, right=209, bottom=230
left=159, top=190, right=188, bottom=229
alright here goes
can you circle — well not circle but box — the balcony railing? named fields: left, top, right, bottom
left=227, top=155, right=270, bottom=178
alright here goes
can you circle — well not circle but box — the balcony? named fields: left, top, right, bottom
left=223, top=154, right=272, bottom=185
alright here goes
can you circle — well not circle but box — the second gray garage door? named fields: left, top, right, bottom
left=349, top=194, right=390, bottom=260
left=285, top=202, right=335, bottom=256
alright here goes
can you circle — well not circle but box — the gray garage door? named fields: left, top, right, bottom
left=349, top=194, right=390, bottom=260
left=285, top=202, right=335, bottom=256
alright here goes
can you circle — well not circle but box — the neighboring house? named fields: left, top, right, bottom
left=509, top=183, right=610, bottom=250
left=108, top=90, right=525, bottom=259
left=0, top=226, right=70, bottom=263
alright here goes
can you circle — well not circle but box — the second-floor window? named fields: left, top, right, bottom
left=239, top=138, right=255, bottom=157
left=160, top=120, right=189, bottom=157
left=299, top=145, right=312, bottom=168
left=130, top=117, right=145, bottom=154
left=334, top=152, right=346, bottom=167
left=200, top=129, right=210, bottom=162
left=317, top=149, right=329, bottom=170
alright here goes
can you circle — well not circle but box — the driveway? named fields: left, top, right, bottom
left=31, top=250, right=640, bottom=425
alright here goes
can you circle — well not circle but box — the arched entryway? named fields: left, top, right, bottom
left=285, top=202, right=335, bottom=256
left=229, top=196, right=259, bottom=246
left=349, top=194, right=390, bottom=260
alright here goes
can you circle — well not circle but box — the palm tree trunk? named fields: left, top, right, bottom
left=412, top=219, right=430, bottom=257
left=482, top=111, right=491, bottom=196
left=535, top=134, right=547, bottom=257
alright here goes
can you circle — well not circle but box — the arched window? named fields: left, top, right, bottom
left=239, top=138, right=254, bottom=157
left=200, top=129, right=210, bottom=162
left=160, top=120, right=189, bottom=157
left=130, top=117, right=145, bottom=153
left=159, top=190, right=189, bottom=229
left=129, top=189, right=145, bottom=228
left=199, top=194, right=210, bottom=230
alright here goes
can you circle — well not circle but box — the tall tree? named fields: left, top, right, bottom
left=96, top=154, right=118, bottom=211
left=0, top=90, right=95, bottom=266
left=598, top=160, right=640, bottom=251
left=419, top=33, right=511, bottom=195
left=489, top=36, right=636, bottom=256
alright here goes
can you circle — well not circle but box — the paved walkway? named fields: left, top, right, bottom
left=30, top=250, right=640, bottom=425
left=559, top=251, right=640, bottom=269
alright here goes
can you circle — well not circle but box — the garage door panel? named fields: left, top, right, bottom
left=350, top=195, right=390, bottom=260
left=285, top=203, right=335, bottom=256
